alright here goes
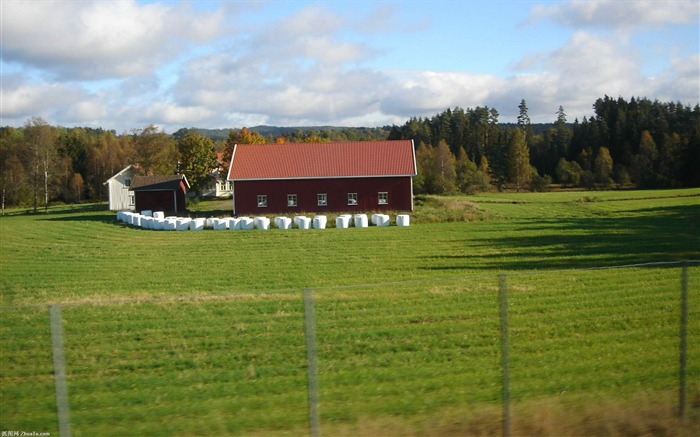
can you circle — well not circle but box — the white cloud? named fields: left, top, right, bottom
left=0, top=0, right=227, bottom=80
left=651, top=54, right=700, bottom=104
left=0, top=75, right=91, bottom=120
left=530, top=0, right=698, bottom=29
left=1, top=1, right=697, bottom=132
left=144, top=103, right=215, bottom=125
left=380, top=71, right=505, bottom=116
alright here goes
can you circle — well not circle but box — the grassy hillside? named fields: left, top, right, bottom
left=1, top=189, right=698, bottom=436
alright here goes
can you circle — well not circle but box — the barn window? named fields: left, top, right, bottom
left=378, top=192, right=389, bottom=205
left=317, top=193, right=327, bottom=206
left=288, top=194, right=298, bottom=207
left=257, top=195, right=267, bottom=207
left=128, top=194, right=135, bottom=205
left=124, top=178, right=131, bottom=187
left=347, top=193, right=358, bottom=205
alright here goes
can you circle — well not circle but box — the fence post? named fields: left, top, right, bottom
left=678, top=262, right=688, bottom=418
left=49, top=304, right=72, bottom=437
left=303, top=288, right=321, bottom=437
left=498, top=274, right=511, bottom=437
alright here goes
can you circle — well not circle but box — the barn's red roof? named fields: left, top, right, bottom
left=227, top=140, right=416, bottom=180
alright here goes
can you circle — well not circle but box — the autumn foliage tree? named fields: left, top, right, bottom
left=178, top=132, right=217, bottom=194
left=131, top=125, right=178, bottom=176
left=507, top=129, right=531, bottom=192
left=220, top=127, right=267, bottom=174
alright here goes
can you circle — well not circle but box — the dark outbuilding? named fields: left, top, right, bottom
left=130, top=174, right=189, bottom=214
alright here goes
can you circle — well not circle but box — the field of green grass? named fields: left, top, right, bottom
left=1, top=188, right=698, bottom=436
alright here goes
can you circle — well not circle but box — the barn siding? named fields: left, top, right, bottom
left=233, top=177, right=413, bottom=215
left=134, top=188, right=186, bottom=214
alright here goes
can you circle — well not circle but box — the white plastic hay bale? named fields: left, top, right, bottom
left=335, top=215, right=351, bottom=229
left=228, top=217, right=241, bottom=230
left=190, top=218, right=205, bottom=231
left=396, top=214, right=410, bottom=227
left=153, top=211, right=165, bottom=220
left=239, top=217, right=255, bottom=230
left=278, top=217, right=292, bottom=229
left=274, top=217, right=286, bottom=228
left=298, top=216, right=311, bottom=229
left=313, top=215, right=327, bottom=229
left=133, top=214, right=142, bottom=227
left=213, top=218, right=228, bottom=230
left=176, top=218, right=191, bottom=231
left=163, top=218, right=177, bottom=231
left=152, top=218, right=165, bottom=230
left=205, top=217, right=215, bottom=228
left=293, top=216, right=308, bottom=227
left=220, top=217, right=233, bottom=229
left=141, top=217, right=152, bottom=229
left=354, top=214, right=368, bottom=228
left=371, top=214, right=380, bottom=225
left=141, top=210, right=153, bottom=217
left=254, top=217, right=270, bottom=230
left=376, top=214, right=390, bottom=227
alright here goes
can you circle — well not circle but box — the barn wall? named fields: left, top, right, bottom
left=233, top=177, right=413, bottom=215
left=134, top=189, right=186, bottom=214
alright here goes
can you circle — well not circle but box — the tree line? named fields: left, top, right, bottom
left=1, top=96, right=698, bottom=213
left=388, top=96, right=700, bottom=194
left=0, top=121, right=389, bottom=213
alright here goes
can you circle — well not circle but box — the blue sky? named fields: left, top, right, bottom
left=1, top=0, right=698, bottom=133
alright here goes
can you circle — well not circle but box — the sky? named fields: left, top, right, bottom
left=1, top=0, right=698, bottom=133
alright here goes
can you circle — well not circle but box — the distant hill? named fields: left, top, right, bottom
left=173, top=124, right=558, bottom=143
left=172, top=125, right=395, bottom=142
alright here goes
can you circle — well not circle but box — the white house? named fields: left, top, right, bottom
left=199, top=153, right=233, bottom=199
left=104, top=165, right=137, bottom=211
left=200, top=167, right=233, bottom=198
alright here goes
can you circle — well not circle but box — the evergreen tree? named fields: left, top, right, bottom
left=517, top=99, right=531, bottom=126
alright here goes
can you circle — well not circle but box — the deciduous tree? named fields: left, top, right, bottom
left=507, top=129, right=531, bottom=192
left=131, top=125, right=178, bottom=176
left=178, top=132, right=217, bottom=194
left=23, top=117, right=57, bottom=212
left=594, top=146, right=614, bottom=186
left=432, top=140, right=457, bottom=194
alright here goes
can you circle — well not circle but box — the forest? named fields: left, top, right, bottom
left=1, top=95, right=698, bottom=212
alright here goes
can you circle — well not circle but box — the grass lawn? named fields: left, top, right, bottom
left=1, top=188, right=698, bottom=436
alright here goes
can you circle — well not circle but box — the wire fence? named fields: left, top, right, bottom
left=1, top=261, right=698, bottom=437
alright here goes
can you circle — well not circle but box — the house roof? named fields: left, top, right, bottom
left=227, top=140, right=416, bottom=181
left=130, top=174, right=190, bottom=191
left=103, top=164, right=136, bottom=185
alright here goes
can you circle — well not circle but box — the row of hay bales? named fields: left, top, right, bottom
left=116, top=210, right=410, bottom=231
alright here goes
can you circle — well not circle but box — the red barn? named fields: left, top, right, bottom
left=130, top=175, right=190, bottom=214
left=227, top=140, right=417, bottom=215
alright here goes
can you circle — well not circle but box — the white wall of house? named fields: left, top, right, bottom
left=200, top=169, right=233, bottom=198
left=104, top=165, right=136, bottom=211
